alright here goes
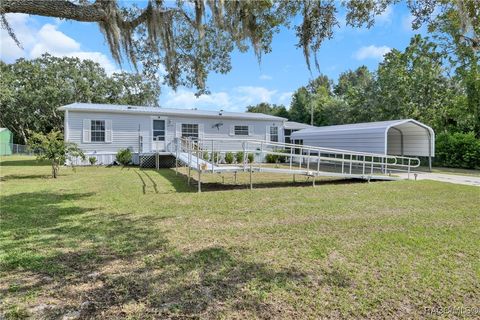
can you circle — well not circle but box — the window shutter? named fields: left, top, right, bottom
left=265, top=125, right=270, bottom=141
left=230, top=125, right=235, bottom=136
left=175, top=122, right=182, bottom=137
left=198, top=124, right=204, bottom=141
left=83, top=119, right=91, bottom=143
left=248, top=125, right=254, bottom=136
left=105, top=120, right=112, bottom=143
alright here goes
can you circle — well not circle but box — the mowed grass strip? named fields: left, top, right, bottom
left=1, top=156, right=479, bottom=319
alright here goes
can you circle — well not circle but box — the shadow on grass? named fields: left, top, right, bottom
left=72, top=246, right=314, bottom=318
left=0, top=174, right=51, bottom=181
left=1, top=189, right=352, bottom=318
left=155, top=168, right=366, bottom=193
left=0, top=158, right=51, bottom=166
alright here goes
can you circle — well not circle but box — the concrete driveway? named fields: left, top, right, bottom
left=399, top=172, right=480, bottom=187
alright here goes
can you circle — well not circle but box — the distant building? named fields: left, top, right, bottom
left=0, top=128, right=13, bottom=156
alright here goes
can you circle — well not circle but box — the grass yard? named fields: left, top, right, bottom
left=1, top=156, right=479, bottom=319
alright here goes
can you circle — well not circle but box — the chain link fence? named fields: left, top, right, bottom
left=0, top=143, right=33, bottom=156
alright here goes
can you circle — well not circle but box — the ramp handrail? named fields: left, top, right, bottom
left=167, top=137, right=420, bottom=178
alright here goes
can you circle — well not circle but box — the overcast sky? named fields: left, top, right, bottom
left=0, top=2, right=426, bottom=111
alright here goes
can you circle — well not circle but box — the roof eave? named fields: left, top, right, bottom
left=58, top=105, right=285, bottom=121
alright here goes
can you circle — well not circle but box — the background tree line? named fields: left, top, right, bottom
left=0, top=54, right=160, bottom=144
left=247, top=9, right=479, bottom=168
left=249, top=37, right=478, bottom=138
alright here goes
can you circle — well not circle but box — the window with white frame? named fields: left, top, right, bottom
left=91, top=120, right=105, bottom=142
left=181, top=124, right=199, bottom=140
left=234, top=125, right=249, bottom=136
left=270, top=126, right=279, bottom=142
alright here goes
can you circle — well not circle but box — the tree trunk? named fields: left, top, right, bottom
left=52, top=162, right=59, bottom=178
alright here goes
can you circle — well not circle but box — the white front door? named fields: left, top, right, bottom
left=152, top=119, right=166, bottom=151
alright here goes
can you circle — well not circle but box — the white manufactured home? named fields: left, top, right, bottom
left=60, top=103, right=287, bottom=165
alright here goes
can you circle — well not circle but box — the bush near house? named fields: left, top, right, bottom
left=435, top=132, right=480, bottom=169
left=116, top=149, right=132, bottom=166
left=225, top=152, right=234, bottom=164
left=89, top=156, right=97, bottom=165
left=265, top=149, right=288, bottom=163
left=235, top=151, right=245, bottom=163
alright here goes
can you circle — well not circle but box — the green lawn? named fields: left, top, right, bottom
left=1, top=156, right=479, bottom=319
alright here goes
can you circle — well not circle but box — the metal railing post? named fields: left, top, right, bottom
left=243, top=142, right=247, bottom=172
left=289, top=147, right=293, bottom=170
left=349, top=154, right=353, bottom=175
left=249, top=162, right=253, bottom=190
left=341, top=153, right=344, bottom=174
left=187, top=139, right=191, bottom=185
left=362, top=155, right=365, bottom=176
left=175, top=138, right=179, bottom=175
left=211, top=139, right=214, bottom=173
left=317, top=152, right=320, bottom=174
left=408, top=158, right=411, bottom=180
left=307, top=149, right=311, bottom=171
left=197, top=148, right=201, bottom=193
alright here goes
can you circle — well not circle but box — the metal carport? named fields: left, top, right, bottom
left=291, top=119, right=435, bottom=169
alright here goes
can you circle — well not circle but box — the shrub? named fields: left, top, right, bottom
left=202, top=151, right=210, bottom=161
left=116, top=149, right=132, bottom=166
left=225, top=152, right=234, bottom=164
left=89, top=156, right=97, bottom=165
left=209, top=151, right=220, bottom=163
left=435, top=132, right=480, bottom=169
left=265, top=149, right=287, bottom=163
left=235, top=151, right=245, bottom=163
left=247, top=153, right=254, bottom=163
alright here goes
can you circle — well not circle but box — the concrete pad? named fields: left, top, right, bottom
left=399, top=172, right=480, bottom=187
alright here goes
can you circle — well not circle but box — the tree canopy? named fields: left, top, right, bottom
left=0, top=54, right=160, bottom=143
left=2, top=0, right=478, bottom=93
left=248, top=33, right=479, bottom=137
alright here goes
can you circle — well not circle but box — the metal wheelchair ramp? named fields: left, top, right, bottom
left=160, top=137, right=420, bottom=192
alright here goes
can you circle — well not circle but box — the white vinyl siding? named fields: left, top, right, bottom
left=67, top=111, right=284, bottom=155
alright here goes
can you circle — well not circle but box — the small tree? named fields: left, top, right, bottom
left=28, top=131, right=85, bottom=178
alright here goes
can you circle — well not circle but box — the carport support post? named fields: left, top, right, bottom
left=428, top=156, right=432, bottom=172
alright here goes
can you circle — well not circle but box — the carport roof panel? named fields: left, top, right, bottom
left=293, top=119, right=431, bottom=135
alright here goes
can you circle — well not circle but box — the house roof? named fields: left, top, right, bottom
left=292, top=119, right=434, bottom=135
left=284, top=121, right=313, bottom=130
left=59, top=103, right=287, bottom=121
